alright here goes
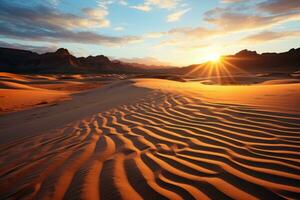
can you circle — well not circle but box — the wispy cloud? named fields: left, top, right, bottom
left=241, top=30, right=300, bottom=43
left=258, top=0, right=300, bottom=14
left=130, top=4, right=151, bottom=12
left=0, top=41, right=58, bottom=53
left=204, top=7, right=300, bottom=33
left=153, top=0, right=300, bottom=58
left=167, top=8, right=190, bottom=22
left=82, top=7, right=110, bottom=28
left=119, top=0, right=128, bottom=6
left=131, top=0, right=181, bottom=12
left=0, top=1, right=141, bottom=46
left=221, top=0, right=247, bottom=3
left=49, top=0, right=60, bottom=6
left=168, top=27, right=218, bottom=38
left=144, top=32, right=166, bottom=38
left=159, top=0, right=300, bottom=48
left=96, top=0, right=128, bottom=8
left=114, top=26, right=124, bottom=31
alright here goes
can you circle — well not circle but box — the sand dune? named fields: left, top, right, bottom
left=0, top=73, right=128, bottom=113
left=0, top=88, right=69, bottom=113
left=0, top=81, right=42, bottom=90
left=0, top=78, right=300, bottom=199
left=0, top=78, right=69, bottom=113
left=0, top=72, right=30, bottom=82
left=261, top=79, right=300, bottom=85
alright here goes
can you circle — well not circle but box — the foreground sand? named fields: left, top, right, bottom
left=1, top=78, right=300, bottom=199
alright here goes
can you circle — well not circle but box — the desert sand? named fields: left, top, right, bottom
left=0, top=73, right=127, bottom=113
left=0, top=75, right=300, bottom=199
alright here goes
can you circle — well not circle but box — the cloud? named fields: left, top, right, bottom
left=169, top=27, right=218, bottom=38
left=0, top=23, right=141, bottom=45
left=258, top=0, right=300, bottom=14
left=130, top=4, right=151, bottom=11
left=114, top=26, right=124, bottom=31
left=131, top=0, right=181, bottom=12
left=241, top=30, right=300, bottom=43
left=162, top=1, right=300, bottom=46
left=118, top=0, right=128, bottom=6
left=169, top=1, right=300, bottom=39
left=49, top=0, right=60, bottom=6
left=144, top=32, right=166, bottom=38
left=221, top=0, right=247, bottom=3
left=167, top=8, right=190, bottom=22
left=82, top=7, right=110, bottom=28
left=0, top=1, right=141, bottom=46
left=156, top=0, right=300, bottom=52
left=153, top=34, right=210, bottom=52
left=149, top=0, right=181, bottom=9
left=97, top=0, right=128, bottom=8
left=82, top=7, right=108, bottom=19
left=0, top=2, right=110, bottom=30
left=0, top=41, right=58, bottom=53
left=203, top=3, right=300, bottom=33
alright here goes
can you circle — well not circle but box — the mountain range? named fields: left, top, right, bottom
left=0, top=47, right=299, bottom=75
left=0, top=48, right=156, bottom=74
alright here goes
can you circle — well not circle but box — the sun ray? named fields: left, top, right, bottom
left=184, top=52, right=254, bottom=85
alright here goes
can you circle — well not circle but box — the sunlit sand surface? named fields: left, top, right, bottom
left=1, top=76, right=300, bottom=199
left=0, top=73, right=128, bottom=113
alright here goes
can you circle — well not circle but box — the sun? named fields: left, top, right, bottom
left=206, top=53, right=221, bottom=63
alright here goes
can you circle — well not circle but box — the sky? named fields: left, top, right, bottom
left=0, top=0, right=300, bottom=66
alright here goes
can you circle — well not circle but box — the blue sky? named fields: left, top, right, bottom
left=1, top=0, right=300, bottom=66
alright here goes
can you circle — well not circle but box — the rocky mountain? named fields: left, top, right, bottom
left=225, top=48, right=300, bottom=73
left=1, top=47, right=300, bottom=75
left=0, top=47, right=153, bottom=74
left=170, top=48, right=300, bottom=76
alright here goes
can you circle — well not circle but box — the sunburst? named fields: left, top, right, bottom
left=206, top=53, right=221, bottom=63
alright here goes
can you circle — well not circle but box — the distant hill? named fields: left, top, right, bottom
left=1, top=47, right=300, bottom=75
left=112, top=60, right=173, bottom=70
left=115, top=57, right=174, bottom=69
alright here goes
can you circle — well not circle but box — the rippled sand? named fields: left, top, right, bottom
left=1, top=78, right=300, bottom=200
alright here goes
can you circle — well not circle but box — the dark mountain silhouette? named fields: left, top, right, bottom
left=0, top=47, right=299, bottom=75
left=225, top=48, right=300, bottom=73
left=0, top=47, right=151, bottom=74
left=174, top=48, right=300, bottom=76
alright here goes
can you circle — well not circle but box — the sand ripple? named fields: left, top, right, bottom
left=1, top=92, right=300, bottom=199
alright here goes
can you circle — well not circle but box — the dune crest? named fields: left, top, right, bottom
left=0, top=78, right=300, bottom=199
